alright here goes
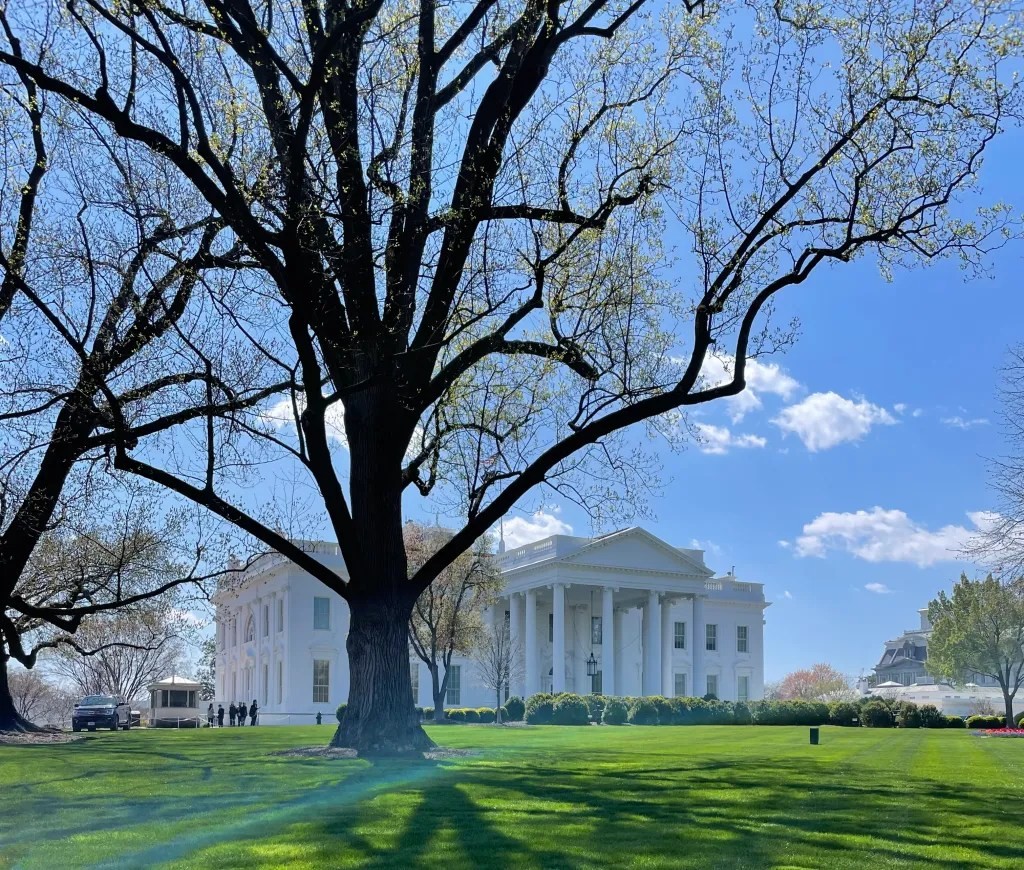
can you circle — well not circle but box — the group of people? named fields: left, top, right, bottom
left=206, top=701, right=258, bottom=727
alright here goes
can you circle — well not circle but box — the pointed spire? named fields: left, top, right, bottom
left=498, top=516, right=506, bottom=554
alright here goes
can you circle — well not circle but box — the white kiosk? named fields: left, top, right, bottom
left=148, top=675, right=203, bottom=728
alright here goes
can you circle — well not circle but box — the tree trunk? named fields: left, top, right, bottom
left=0, top=655, right=41, bottom=733
left=330, top=597, right=434, bottom=755
left=1004, top=693, right=1016, bottom=729
left=495, top=689, right=502, bottom=724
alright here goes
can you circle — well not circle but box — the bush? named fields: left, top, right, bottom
left=504, top=696, right=526, bottom=722
left=525, top=693, right=554, bottom=724
left=751, top=700, right=830, bottom=726
left=828, top=701, right=859, bottom=727
left=477, top=707, right=496, bottom=724
left=733, top=702, right=753, bottom=725
left=335, top=703, right=347, bottom=724
left=966, top=714, right=1005, bottom=729
left=702, top=693, right=719, bottom=702
left=628, top=698, right=659, bottom=725
left=1016, top=711, right=1024, bottom=728
left=918, top=705, right=944, bottom=729
left=423, top=707, right=435, bottom=720
left=447, top=708, right=467, bottom=722
left=861, top=700, right=895, bottom=728
left=584, top=695, right=606, bottom=723
left=944, top=715, right=966, bottom=729
left=896, top=702, right=922, bottom=729
left=602, top=697, right=628, bottom=725
left=649, top=696, right=674, bottom=725
left=552, top=693, right=591, bottom=725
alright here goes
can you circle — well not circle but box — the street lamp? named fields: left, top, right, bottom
left=586, top=652, right=598, bottom=677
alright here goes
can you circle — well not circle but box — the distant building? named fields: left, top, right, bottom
left=212, top=528, right=770, bottom=723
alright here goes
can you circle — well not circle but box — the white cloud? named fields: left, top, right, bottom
left=695, top=423, right=767, bottom=455
left=501, top=509, right=573, bottom=549
left=788, top=507, right=998, bottom=567
left=772, top=392, right=897, bottom=451
left=699, top=354, right=801, bottom=422
left=780, top=590, right=793, bottom=600
left=912, top=409, right=924, bottom=418
left=689, top=538, right=723, bottom=558
left=941, top=416, right=989, bottom=429
left=262, top=396, right=347, bottom=446
left=864, top=582, right=893, bottom=595
left=893, top=403, right=907, bottom=414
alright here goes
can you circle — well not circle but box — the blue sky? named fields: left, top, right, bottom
left=468, top=128, right=1024, bottom=684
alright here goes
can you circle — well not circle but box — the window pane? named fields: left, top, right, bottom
left=674, top=621, right=686, bottom=650
left=591, top=616, right=603, bottom=645
left=706, top=675, right=718, bottom=697
left=738, top=676, right=749, bottom=702
left=410, top=663, right=419, bottom=699
left=313, top=659, right=330, bottom=703
left=548, top=612, right=553, bottom=642
left=706, top=624, right=717, bottom=651
left=674, top=672, right=687, bottom=697
left=277, top=599, right=284, bottom=632
left=591, top=671, right=602, bottom=694
left=313, top=597, right=330, bottom=631
left=446, top=664, right=461, bottom=706
left=737, top=625, right=748, bottom=653
left=263, top=605, right=270, bottom=637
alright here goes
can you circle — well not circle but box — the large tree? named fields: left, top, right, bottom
left=472, top=621, right=522, bottom=722
left=0, top=0, right=1019, bottom=752
left=406, top=522, right=501, bottom=721
left=928, top=574, right=1024, bottom=727
left=776, top=663, right=855, bottom=702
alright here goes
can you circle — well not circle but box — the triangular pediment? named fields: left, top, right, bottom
left=558, top=528, right=714, bottom=576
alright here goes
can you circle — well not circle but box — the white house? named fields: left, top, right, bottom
left=213, top=528, right=770, bottom=723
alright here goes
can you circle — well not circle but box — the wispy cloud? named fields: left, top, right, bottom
left=695, top=423, right=767, bottom=455
left=941, top=415, right=989, bottom=430
left=864, top=582, right=893, bottom=595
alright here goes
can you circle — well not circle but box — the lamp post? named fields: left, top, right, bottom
left=586, top=652, right=598, bottom=677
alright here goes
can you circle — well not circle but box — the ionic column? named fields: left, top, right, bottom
left=613, top=606, right=625, bottom=695
left=692, top=595, right=705, bottom=699
left=661, top=595, right=674, bottom=696
left=525, top=589, right=539, bottom=696
left=253, top=599, right=262, bottom=705
left=552, top=583, right=566, bottom=693
left=602, top=587, right=616, bottom=697
left=509, top=593, right=523, bottom=697
left=644, top=590, right=662, bottom=696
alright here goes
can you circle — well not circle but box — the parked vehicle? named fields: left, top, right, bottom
left=72, top=695, right=132, bottom=732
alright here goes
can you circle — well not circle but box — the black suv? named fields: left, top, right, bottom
left=72, top=695, right=132, bottom=732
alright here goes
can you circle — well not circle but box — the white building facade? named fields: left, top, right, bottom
left=213, top=528, right=769, bottom=722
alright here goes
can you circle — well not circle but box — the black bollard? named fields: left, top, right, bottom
left=810, top=727, right=820, bottom=745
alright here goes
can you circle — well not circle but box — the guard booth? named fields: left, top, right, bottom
left=148, top=675, right=203, bottom=728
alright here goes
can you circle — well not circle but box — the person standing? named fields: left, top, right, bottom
left=249, top=700, right=258, bottom=726
left=207, top=703, right=215, bottom=727
left=237, top=701, right=246, bottom=726
left=217, top=704, right=225, bottom=727
left=228, top=702, right=236, bottom=727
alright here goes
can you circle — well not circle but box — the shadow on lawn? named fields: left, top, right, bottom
left=241, top=752, right=1024, bottom=869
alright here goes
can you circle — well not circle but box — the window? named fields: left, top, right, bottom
left=277, top=661, right=283, bottom=704
left=446, top=665, right=461, bottom=706
left=277, top=598, right=284, bottom=632
left=410, top=663, right=419, bottom=700
left=313, top=596, right=331, bottom=630
left=738, top=676, right=749, bottom=702
left=674, top=672, right=687, bottom=698
left=231, top=619, right=237, bottom=646
left=592, top=616, right=603, bottom=645
left=548, top=612, right=553, bottom=642
left=244, top=615, right=255, bottom=642
left=705, top=623, right=717, bottom=651
left=504, top=609, right=510, bottom=629
left=262, top=664, right=268, bottom=701
left=737, top=625, right=748, bottom=653
left=162, top=689, right=195, bottom=707
left=674, top=621, right=686, bottom=650
left=263, top=604, right=270, bottom=637
left=706, top=674, right=718, bottom=698
left=591, top=671, right=603, bottom=694
left=313, top=659, right=330, bottom=703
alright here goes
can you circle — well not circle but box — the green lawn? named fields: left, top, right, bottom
left=1, top=725, right=1023, bottom=869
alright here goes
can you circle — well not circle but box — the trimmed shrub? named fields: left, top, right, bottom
left=733, top=702, right=753, bottom=725
left=525, top=693, right=555, bottom=724
left=447, top=708, right=467, bottom=722
left=896, top=702, right=922, bottom=728
left=463, top=708, right=481, bottom=723
left=628, top=698, right=659, bottom=725
left=650, top=696, right=674, bottom=725
left=497, top=706, right=509, bottom=722
left=335, top=703, right=347, bottom=723
left=1016, top=711, right=1024, bottom=728
left=944, top=715, right=966, bottom=728
left=918, top=705, right=944, bottom=729
left=828, top=701, right=859, bottom=727
left=552, top=693, right=591, bottom=725
left=477, top=707, right=496, bottom=724
left=602, top=697, right=628, bottom=725
left=702, top=693, right=719, bottom=702
left=751, top=700, right=830, bottom=726
left=861, top=700, right=895, bottom=728
left=584, top=695, right=606, bottom=723
left=504, top=696, right=526, bottom=722
left=966, top=714, right=1005, bottom=729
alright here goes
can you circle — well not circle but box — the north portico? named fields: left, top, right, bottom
left=494, top=528, right=769, bottom=702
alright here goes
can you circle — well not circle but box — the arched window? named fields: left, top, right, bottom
left=244, top=614, right=255, bottom=642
